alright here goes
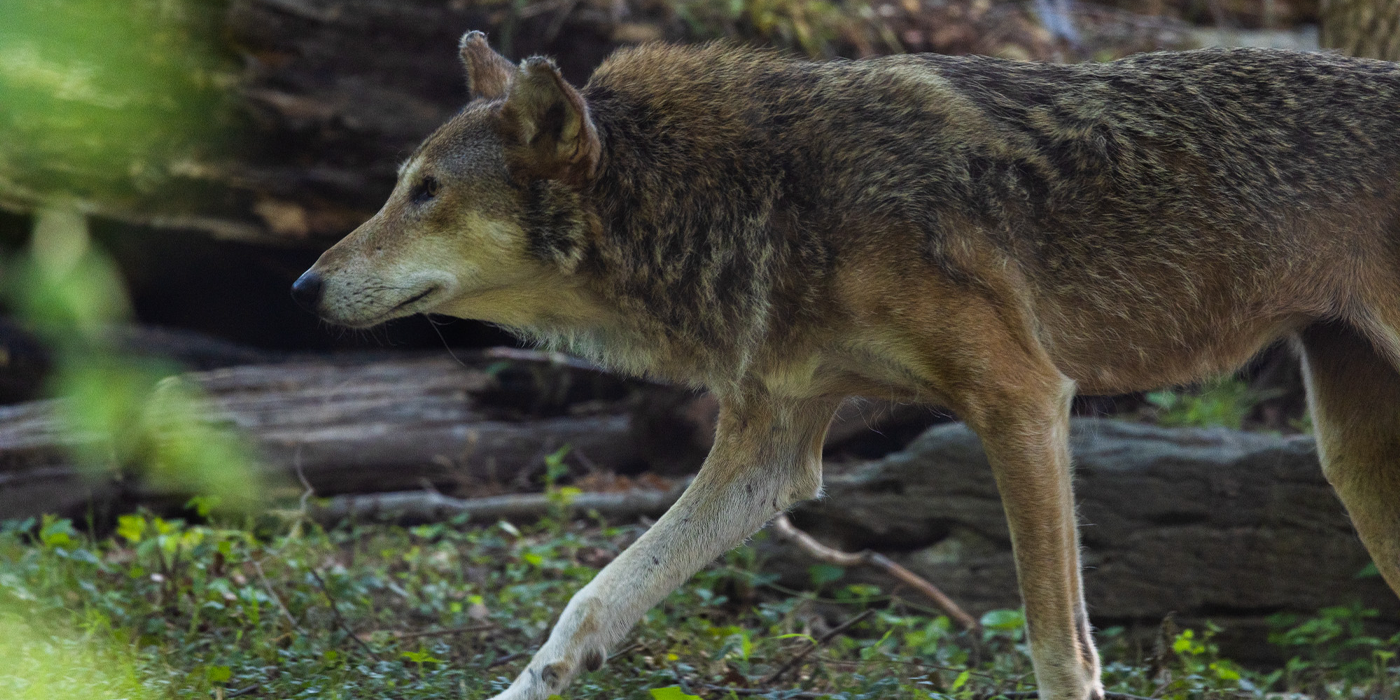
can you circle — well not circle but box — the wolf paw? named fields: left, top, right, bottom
left=487, top=646, right=608, bottom=700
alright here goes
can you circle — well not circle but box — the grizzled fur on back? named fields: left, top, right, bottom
left=522, top=45, right=1400, bottom=390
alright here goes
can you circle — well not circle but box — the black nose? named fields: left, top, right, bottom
left=290, top=270, right=323, bottom=312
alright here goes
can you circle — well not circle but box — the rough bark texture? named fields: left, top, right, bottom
left=1321, top=0, right=1400, bottom=60
left=774, top=419, right=1397, bottom=641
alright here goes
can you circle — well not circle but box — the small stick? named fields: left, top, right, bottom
left=250, top=559, right=303, bottom=633
left=770, top=514, right=979, bottom=631
left=764, top=608, right=875, bottom=684
left=309, top=567, right=382, bottom=661
left=309, top=481, right=691, bottom=524
left=607, top=641, right=643, bottom=662
left=700, top=686, right=828, bottom=697
left=366, top=623, right=496, bottom=640
left=487, top=647, right=537, bottom=668
left=974, top=693, right=1155, bottom=700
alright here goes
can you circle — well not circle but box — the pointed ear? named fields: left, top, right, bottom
left=498, top=57, right=600, bottom=186
left=459, top=31, right=514, bottom=100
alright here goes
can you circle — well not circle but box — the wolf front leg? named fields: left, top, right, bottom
left=486, top=392, right=839, bottom=700
left=971, top=378, right=1103, bottom=700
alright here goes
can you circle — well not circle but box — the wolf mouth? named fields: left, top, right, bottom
left=390, top=286, right=437, bottom=313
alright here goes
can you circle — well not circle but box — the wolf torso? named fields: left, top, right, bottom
left=528, top=46, right=1400, bottom=396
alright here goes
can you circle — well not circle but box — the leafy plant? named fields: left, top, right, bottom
left=1269, top=602, right=1397, bottom=694
left=1145, top=376, right=1264, bottom=429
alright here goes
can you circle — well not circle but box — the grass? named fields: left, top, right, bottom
left=2, top=511, right=1397, bottom=700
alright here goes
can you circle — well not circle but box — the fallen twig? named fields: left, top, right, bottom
left=770, top=513, right=979, bottom=631
left=487, top=647, right=537, bottom=668
left=607, top=641, right=643, bottom=662
left=701, top=684, right=827, bottom=698
left=364, top=623, right=495, bottom=641
left=249, top=559, right=303, bottom=633
left=764, top=608, right=876, bottom=684
left=310, top=480, right=691, bottom=524
left=309, top=566, right=382, bottom=661
left=974, top=693, right=1156, bottom=700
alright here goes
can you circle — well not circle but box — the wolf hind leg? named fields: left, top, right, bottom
left=1298, top=321, right=1400, bottom=598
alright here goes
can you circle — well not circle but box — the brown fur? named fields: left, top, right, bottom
left=296, top=39, right=1400, bottom=700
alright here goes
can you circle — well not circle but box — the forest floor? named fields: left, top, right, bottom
left=3, top=508, right=1396, bottom=700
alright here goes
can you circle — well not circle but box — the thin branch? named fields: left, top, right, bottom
left=309, top=481, right=691, bottom=524
left=974, top=693, right=1156, bottom=700
left=765, top=608, right=876, bottom=684
left=770, top=514, right=979, bottom=631
left=702, top=684, right=832, bottom=698
left=366, top=623, right=495, bottom=641
left=249, top=558, right=303, bottom=633
left=309, top=566, right=382, bottom=661
left=294, top=444, right=313, bottom=513
left=487, top=647, right=538, bottom=668
left=607, top=641, right=643, bottom=663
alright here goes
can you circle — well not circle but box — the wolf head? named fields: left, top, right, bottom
left=292, top=32, right=605, bottom=330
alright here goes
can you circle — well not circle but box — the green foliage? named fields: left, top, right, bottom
left=0, top=607, right=158, bottom=700
left=978, top=608, right=1025, bottom=634
left=1268, top=602, right=1400, bottom=694
left=543, top=445, right=584, bottom=521
left=3, top=515, right=1396, bottom=699
left=0, top=0, right=233, bottom=208
left=4, top=208, right=264, bottom=510
left=1145, top=376, right=1264, bottom=430
left=649, top=687, right=701, bottom=700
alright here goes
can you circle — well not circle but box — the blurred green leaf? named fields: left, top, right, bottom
left=650, top=687, right=702, bottom=700
left=0, top=0, right=233, bottom=208
left=979, top=608, right=1025, bottom=631
left=115, top=514, right=145, bottom=544
left=38, top=515, right=75, bottom=550
left=808, top=563, right=846, bottom=587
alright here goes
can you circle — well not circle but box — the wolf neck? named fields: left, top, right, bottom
left=538, top=56, right=808, bottom=389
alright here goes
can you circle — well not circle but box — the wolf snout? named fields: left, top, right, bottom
left=290, top=270, right=324, bottom=312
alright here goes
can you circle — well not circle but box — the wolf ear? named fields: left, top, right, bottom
left=459, top=31, right=514, bottom=100
left=498, top=57, right=600, bottom=186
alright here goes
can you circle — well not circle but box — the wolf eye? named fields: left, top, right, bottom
left=411, top=176, right=439, bottom=204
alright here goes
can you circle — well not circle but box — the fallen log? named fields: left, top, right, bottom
left=0, top=348, right=957, bottom=519
left=147, top=356, right=642, bottom=494
left=764, top=418, right=1399, bottom=661
left=0, top=354, right=647, bottom=519
left=307, top=480, right=690, bottom=523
